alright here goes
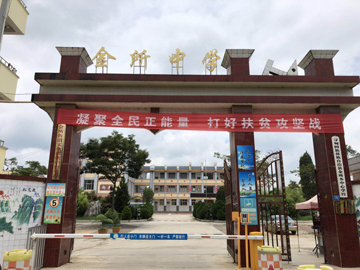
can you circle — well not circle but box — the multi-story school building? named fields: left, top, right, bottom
left=79, top=163, right=225, bottom=212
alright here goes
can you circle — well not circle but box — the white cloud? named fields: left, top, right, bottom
left=0, top=0, right=360, bottom=185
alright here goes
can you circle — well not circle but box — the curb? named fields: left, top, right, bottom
left=195, top=218, right=226, bottom=223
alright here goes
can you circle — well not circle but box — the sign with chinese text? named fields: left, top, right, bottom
left=239, top=172, right=258, bottom=225
left=237, top=145, right=254, bottom=171
left=52, top=124, right=66, bottom=180
left=110, top=233, right=188, bottom=240
left=335, top=200, right=355, bottom=214
left=46, top=183, right=66, bottom=197
left=100, top=184, right=112, bottom=191
left=57, top=108, right=344, bottom=134
left=43, top=196, right=63, bottom=224
left=332, top=136, right=348, bottom=198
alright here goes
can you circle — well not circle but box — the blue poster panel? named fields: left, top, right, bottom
left=43, top=196, right=63, bottom=224
left=237, top=145, right=254, bottom=171
left=46, top=183, right=66, bottom=197
left=239, top=172, right=258, bottom=225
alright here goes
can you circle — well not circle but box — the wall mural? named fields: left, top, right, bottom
left=0, top=179, right=46, bottom=261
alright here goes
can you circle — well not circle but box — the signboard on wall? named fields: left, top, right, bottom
left=239, top=172, right=258, bottom=225
left=237, top=145, right=254, bottom=171
left=46, top=183, right=66, bottom=197
left=52, top=124, right=66, bottom=180
left=332, top=136, right=348, bottom=198
left=43, top=196, right=63, bottom=224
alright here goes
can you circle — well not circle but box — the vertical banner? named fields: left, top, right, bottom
left=237, top=145, right=254, bottom=171
left=52, top=124, right=66, bottom=180
left=332, top=136, right=348, bottom=198
left=239, top=171, right=258, bottom=225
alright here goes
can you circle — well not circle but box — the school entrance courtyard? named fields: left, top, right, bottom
left=41, top=214, right=326, bottom=270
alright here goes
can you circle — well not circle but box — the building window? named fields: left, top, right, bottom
left=168, top=185, right=176, bottom=192
left=160, top=172, right=165, bottom=178
left=180, top=186, right=188, bottom=192
left=168, top=172, right=176, bottom=179
left=180, top=173, right=188, bottom=179
left=160, top=199, right=164, bottom=205
left=160, top=186, right=165, bottom=192
left=155, top=186, right=159, bottom=192
left=219, top=173, right=224, bottom=179
left=180, top=199, right=187, bottom=206
left=192, top=199, right=196, bottom=205
left=84, top=180, right=94, bottom=190
left=204, top=173, right=213, bottom=179
left=172, top=199, right=177, bottom=205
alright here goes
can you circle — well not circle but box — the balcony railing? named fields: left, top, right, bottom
left=19, top=0, right=27, bottom=9
left=0, top=56, right=17, bottom=74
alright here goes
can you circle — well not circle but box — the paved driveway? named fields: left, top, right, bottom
left=43, top=213, right=235, bottom=270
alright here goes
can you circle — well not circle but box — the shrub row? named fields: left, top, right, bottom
left=193, top=200, right=226, bottom=220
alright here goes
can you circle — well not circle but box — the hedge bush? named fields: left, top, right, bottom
left=216, top=209, right=226, bottom=220
left=121, top=206, right=133, bottom=220
left=198, top=203, right=211, bottom=219
left=140, top=207, right=151, bottom=219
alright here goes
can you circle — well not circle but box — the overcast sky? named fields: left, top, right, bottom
left=1, top=0, right=360, bottom=183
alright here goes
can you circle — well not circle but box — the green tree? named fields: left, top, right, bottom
left=346, top=144, right=360, bottom=158
left=112, top=177, right=131, bottom=213
left=298, top=152, right=317, bottom=200
left=286, top=180, right=305, bottom=218
left=216, top=186, right=225, bottom=201
left=4, top=158, right=47, bottom=177
left=80, top=131, right=150, bottom=211
left=3, top=157, right=18, bottom=173
left=142, top=187, right=154, bottom=204
left=77, top=190, right=89, bottom=217
left=121, top=206, right=133, bottom=220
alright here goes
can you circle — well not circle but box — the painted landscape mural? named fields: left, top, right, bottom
left=0, top=179, right=46, bottom=261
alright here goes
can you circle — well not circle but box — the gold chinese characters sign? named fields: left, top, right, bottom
left=52, top=124, right=66, bottom=180
left=169, top=48, right=186, bottom=74
left=130, top=50, right=150, bottom=73
left=91, top=47, right=116, bottom=73
left=202, top=49, right=220, bottom=73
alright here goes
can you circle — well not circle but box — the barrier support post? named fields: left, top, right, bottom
left=237, top=216, right=241, bottom=270
left=245, top=222, right=249, bottom=270
left=249, top=232, right=263, bottom=270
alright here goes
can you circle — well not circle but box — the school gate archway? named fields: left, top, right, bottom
left=32, top=47, right=360, bottom=268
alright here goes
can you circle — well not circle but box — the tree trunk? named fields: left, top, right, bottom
left=112, top=182, right=116, bottom=212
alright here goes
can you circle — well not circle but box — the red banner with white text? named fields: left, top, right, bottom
left=56, top=108, right=344, bottom=133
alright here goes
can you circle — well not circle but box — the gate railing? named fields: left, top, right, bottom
left=257, top=151, right=291, bottom=261
left=26, top=225, right=47, bottom=270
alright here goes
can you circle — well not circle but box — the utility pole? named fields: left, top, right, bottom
left=0, top=0, right=10, bottom=52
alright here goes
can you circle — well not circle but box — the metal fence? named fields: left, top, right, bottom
left=26, top=225, right=47, bottom=270
left=0, top=55, right=17, bottom=74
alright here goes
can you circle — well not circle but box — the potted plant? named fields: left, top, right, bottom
left=94, top=210, right=122, bottom=233
left=93, top=214, right=112, bottom=234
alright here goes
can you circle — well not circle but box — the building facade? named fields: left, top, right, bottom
left=350, top=156, right=360, bottom=181
left=79, top=163, right=224, bottom=212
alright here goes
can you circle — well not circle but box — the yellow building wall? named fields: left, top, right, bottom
left=0, top=146, right=7, bottom=173
left=0, top=62, right=19, bottom=101
left=1, top=0, right=29, bottom=35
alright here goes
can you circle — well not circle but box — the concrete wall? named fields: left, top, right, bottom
left=0, top=176, right=46, bottom=261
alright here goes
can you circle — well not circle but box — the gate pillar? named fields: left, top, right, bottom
left=312, top=106, right=360, bottom=267
left=42, top=48, right=91, bottom=267
left=230, top=105, right=260, bottom=267
left=42, top=104, right=81, bottom=267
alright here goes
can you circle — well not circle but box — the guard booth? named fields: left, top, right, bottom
left=32, top=47, right=360, bottom=268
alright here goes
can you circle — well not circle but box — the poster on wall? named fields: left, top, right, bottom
left=46, top=183, right=66, bottom=197
left=239, top=172, right=258, bottom=225
left=43, top=196, right=63, bottom=224
left=237, top=145, right=254, bottom=171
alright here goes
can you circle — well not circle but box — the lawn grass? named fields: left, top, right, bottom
left=297, top=215, right=313, bottom=220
